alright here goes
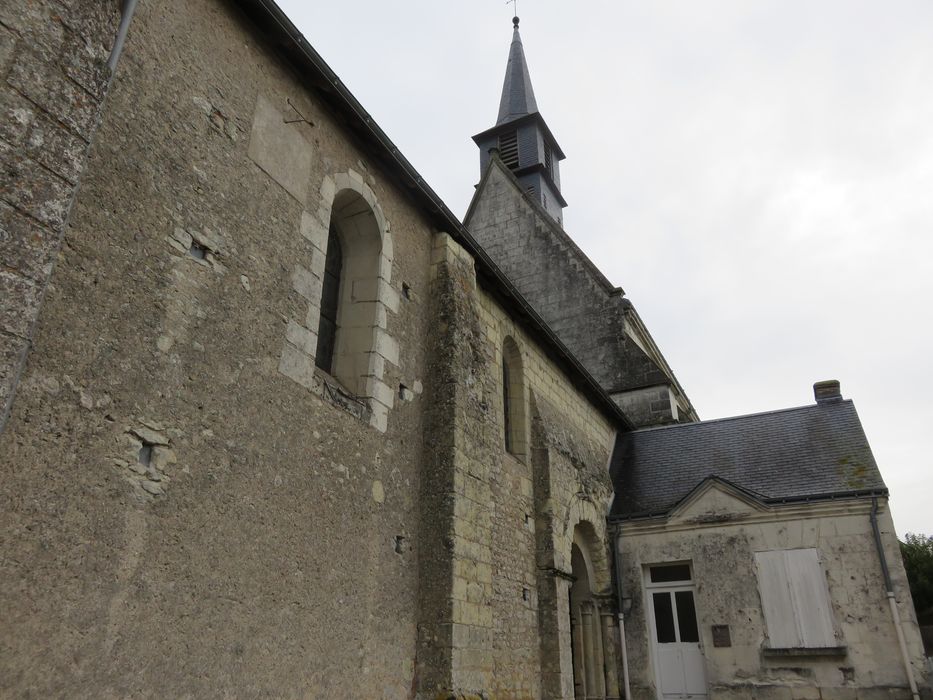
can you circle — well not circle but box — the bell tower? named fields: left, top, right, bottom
left=473, top=17, right=567, bottom=225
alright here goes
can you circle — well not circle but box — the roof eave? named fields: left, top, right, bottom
left=609, top=487, right=891, bottom=523
left=230, top=0, right=630, bottom=430
left=472, top=112, right=566, bottom=160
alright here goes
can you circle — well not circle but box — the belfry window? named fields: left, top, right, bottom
left=315, top=223, right=342, bottom=373
left=499, top=130, right=519, bottom=169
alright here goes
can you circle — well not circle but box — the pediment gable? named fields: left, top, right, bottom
left=667, top=477, right=768, bottom=525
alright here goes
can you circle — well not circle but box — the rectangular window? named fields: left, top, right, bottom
left=755, top=548, right=836, bottom=649
left=649, top=563, right=691, bottom=583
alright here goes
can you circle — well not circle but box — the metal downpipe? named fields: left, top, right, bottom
left=107, top=0, right=140, bottom=73
left=611, top=523, right=632, bottom=699
left=871, top=497, right=921, bottom=700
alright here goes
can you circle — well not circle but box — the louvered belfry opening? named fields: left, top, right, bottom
left=498, top=130, right=519, bottom=170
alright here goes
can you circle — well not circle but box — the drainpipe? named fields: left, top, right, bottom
left=611, top=523, right=632, bottom=699
left=106, top=0, right=140, bottom=72
left=871, top=497, right=921, bottom=700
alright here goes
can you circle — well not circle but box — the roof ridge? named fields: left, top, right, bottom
left=628, top=400, right=854, bottom=434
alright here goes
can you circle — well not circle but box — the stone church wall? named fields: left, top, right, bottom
left=465, top=161, right=687, bottom=430
left=466, top=162, right=631, bottom=393
left=0, top=1, right=625, bottom=698
left=1, top=0, right=121, bottom=431
left=1, top=0, right=434, bottom=696
left=415, top=233, right=617, bottom=699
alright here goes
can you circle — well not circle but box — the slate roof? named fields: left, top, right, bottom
left=497, top=19, right=539, bottom=125
left=609, top=399, right=887, bottom=519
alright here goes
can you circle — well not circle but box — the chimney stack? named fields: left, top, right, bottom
left=814, top=380, right=842, bottom=404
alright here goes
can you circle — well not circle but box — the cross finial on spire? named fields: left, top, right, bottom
left=506, top=0, right=518, bottom=26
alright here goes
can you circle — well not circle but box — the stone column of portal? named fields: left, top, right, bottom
left=600, top=607, right=621, bottom=700
left=591, top=601, right=607, bottom=699
left=572, top=606, right=586, bottom=698
left=581, top=603, right=597, bottom=698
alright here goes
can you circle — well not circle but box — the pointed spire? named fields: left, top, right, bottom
left=496, top=17, right=538, bottom=125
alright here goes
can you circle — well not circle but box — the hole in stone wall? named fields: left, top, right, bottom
left=402, top=282, right=412, bottom=300
left=399, top=384, right=408, bottom=400
left=524, top=513, right=531, bottom=525
left=393, top=535, right=408, bottom=554
left=522, top=587, right=530, bottom=601
left=138, top=442, right=153, bottom=468
left=188, top=241, right=207, bottom=260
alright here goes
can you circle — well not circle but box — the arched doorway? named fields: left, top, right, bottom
left=569, top=528, right=620, bottom=699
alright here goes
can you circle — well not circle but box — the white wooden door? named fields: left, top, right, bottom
left=648, top=585, right=708, bottom=699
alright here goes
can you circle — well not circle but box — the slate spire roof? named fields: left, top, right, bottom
left=497, top=17, right=539, bottom=125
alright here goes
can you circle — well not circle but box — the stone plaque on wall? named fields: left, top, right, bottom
left=712, top=625, right=731, bottom=647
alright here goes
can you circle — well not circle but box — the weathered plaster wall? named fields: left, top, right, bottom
left=0, top=0, right=120, bottom=430
left=416, top=233, right=617, bottom=699
left=618, top=496, right=930, bottom=700
left=1, top=0, right=433, bottom=696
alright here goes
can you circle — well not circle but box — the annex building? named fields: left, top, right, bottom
left=0, top=1, right=929, bottom=698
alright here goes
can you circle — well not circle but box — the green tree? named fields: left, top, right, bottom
left=900, top=533, right=933, bottom=624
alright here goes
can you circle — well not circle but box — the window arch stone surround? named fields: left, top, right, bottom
left=501, top=335, right=528, bottom=461
left=278, top=169, right=399, bottom=432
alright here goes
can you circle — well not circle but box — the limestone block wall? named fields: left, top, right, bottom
left=617, top=498, right=930, bottom=700
left=416, top=232, right=618, bottom=699
left=0, top=0, right=120, bottom=431
left=478, top=280, right=618, bottom=700
left=0, top=0, right=434, bottom=696
left=612, top=384, right=680, bottom=427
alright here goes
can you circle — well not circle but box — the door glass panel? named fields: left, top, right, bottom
left=649, top=564, right=691, bottom=583
left=675, top=590, right=700, bottom=643
left=652, top=592, right=676, bottom=643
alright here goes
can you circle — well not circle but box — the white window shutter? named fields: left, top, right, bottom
left=755, top=550, right=798, bottom=648
left=786, top=549, right=836, bottom=647
left=755, top=548, right=836, bottom=649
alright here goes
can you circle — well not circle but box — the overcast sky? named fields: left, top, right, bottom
left=275, top=0, right=933, bottom=537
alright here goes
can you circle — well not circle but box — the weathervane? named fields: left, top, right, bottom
left=506, top=0, right=518, bottom=24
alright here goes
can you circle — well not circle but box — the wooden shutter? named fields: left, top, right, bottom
left=755, top=548, right=835, bottom=648
left=786, top=549, right=836, bottom=647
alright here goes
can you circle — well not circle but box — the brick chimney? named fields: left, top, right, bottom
left=814, top=380, right=842, bottom=404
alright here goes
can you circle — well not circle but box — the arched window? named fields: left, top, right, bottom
left=502, top=336, right=527, bottom=459
left=315, top=189, right=383, bottom=396
left=314, top=224, right=342, bottom=373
